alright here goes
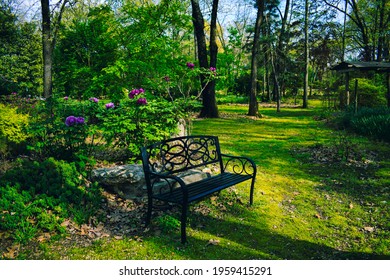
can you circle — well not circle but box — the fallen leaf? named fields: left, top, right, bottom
left=207, top=239, right=220, bottom=246
left=37, top=233, right=51, bottom=243
left=80, top=224, right=89, bottom=235
left=2, top=244, right=20, bottom=259
left=349, top=203, right=354, bottom=209
left=61, top=219, right=71, bottom=227
left=364, top=227, right=374, bottom=232
left=315, top=213, right=322, bottom=219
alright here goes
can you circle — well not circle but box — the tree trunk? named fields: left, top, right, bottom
left=377, top=0, right=386, bottom=61
left=191, top=0, right=219, bottom=118
left=303, top=0, right=309, bottom=108
left=248, top=0, right=264, bottom=116
left=41, top=0, right=52, bottom=99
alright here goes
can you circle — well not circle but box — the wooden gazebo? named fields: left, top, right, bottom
left=330, top=61, right=390, bottom=108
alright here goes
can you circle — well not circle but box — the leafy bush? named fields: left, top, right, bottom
left=216, top=94, right=248, bottom=104
left=26, top=91, right=190, bottom=161
left=338, top=78, right=387, bottom=108
left=334, top=107, right=390, bottom=142
left=0, top=103, right=29, bottom=144
left=351, top=114, right=390, bottom=142
left=0, top=103, right=29, bottom=157
left=0, top=158, right=102, bottom=244
left=26, top=97, right=91, bottom=161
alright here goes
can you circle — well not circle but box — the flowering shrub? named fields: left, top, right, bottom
left=136, top=97, right=147, bottom=105
left=128, top=88, right=145, bottom=99
left=186, top=62, right=195, bottom=69
left=65, top=116, right=85, bottom=126
left=105, top=102, right=115, bottom=109
left=23, top=87, right=186, bottom=161
left=7, top=62, right=207, bottom=162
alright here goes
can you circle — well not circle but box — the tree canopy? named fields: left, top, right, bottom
left=1, top=0, right=389, bottom=112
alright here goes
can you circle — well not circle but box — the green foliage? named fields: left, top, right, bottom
left=99, top=96, right=182, bottom=156
left=0, top=158, right=102, bottom=244
left=216, top=93, right=248, bottom=105
left=0, top=103, right=29, bottom=157
left=0, top=103, right=29, bottom=144
left=25, top=91, right=189, bottom=161
left=155, top=214, right=180, bottom=233
left=54, top=5, right=119, bottom=99
left=27, top=97, right=91, bottom=161
left=350, top=111, right=390, bottom=142
left=0, top=5, right=42, bottom=96
left=54, top=2, right=194, bottom=100
left=335, top=107, right=390, bottom=142
left=338, top=78, right=387, bottom=108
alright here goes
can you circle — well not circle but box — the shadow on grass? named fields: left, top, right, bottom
left=148, top=209, right=389, bottom=260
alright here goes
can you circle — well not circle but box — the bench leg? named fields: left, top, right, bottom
left=181, top=205, right=188, bottom=243
left=249, top=177, right=255, bottom=205
left=146, top=197, right=152, bottom=225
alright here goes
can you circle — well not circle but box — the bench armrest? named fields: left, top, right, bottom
left=221, top=153, right=257, bottom=176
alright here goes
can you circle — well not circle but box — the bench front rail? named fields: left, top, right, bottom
left=141, top=135, right=256, bottom=243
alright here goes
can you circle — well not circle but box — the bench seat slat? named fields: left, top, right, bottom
left=153, top=172, right=252, bottom=204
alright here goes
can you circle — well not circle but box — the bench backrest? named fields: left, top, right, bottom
left=141, top=135, right=223, bottom=177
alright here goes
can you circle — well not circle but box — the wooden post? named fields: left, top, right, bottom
left=354, top=79, right=358, bottom=114
left=340, top=72, right=350, bottom=109
left=346, top=72, right=350, bottom=106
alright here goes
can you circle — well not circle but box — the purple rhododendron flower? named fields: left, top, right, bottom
left=105, top=102, right=115, bottom=109
left=65, top=116, right=77, bottom=126
left=136, top=97, right=147, bottom=105
left=186, top=62, right=195, bottom=69
left=65, top=116, right=85, bottom=126
left=64, top=96, right=69, bottom=100
left=89, top=97, right=99, bottom=103
left=76, top=117, right=85, bottom=124
left=129, top=88, right=145, bottom=99
left=209, top=67, right=216, bottom=72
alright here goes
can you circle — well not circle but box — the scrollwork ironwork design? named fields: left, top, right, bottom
left=146, top=136, right=220, bottom=175
left=222, top=154, right=256, bottom=176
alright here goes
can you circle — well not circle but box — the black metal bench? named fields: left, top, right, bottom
left=141, top=135, right=257, bottom=243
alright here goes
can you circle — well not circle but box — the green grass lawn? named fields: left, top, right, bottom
left=11, top=103, right=390, bottom=259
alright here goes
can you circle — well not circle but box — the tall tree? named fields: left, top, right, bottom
left=302, top=0, right=309, bottom=108
left=324, top=0, right=390, bottom=62
left=191, top=0, right=219, bottom=118
left=41, top=0, right=69, bottom=98
left=248, top=0, right=265, bottom=116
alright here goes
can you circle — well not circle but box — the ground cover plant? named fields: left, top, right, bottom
left=1, top=102, right=388, bottom=260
